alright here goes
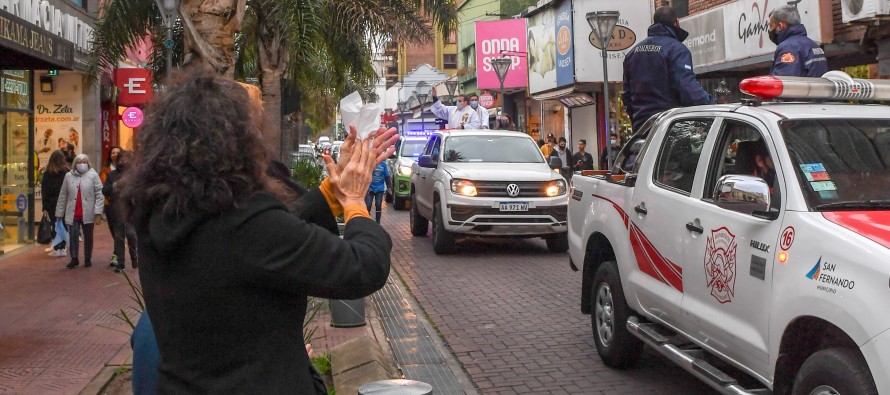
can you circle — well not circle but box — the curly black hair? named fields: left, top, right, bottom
left=121, top=68, right=279, bottom=222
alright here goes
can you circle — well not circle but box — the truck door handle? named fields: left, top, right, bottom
left=634, top=205, right=647, bottom=215
left=685, top=222, right=703, bottom=234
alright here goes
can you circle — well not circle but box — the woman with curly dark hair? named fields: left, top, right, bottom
left=42, top=150, right=69, bottom=256
left=122, top=69, right=397, bottom=394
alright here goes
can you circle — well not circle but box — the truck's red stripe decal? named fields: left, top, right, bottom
left=629, top=225, right=672, bottom=287
left=591, top=194, right=628, bottom=229
left=588, top=193, right=683, bottom=292
left=631, top=223, right=684, bottom=292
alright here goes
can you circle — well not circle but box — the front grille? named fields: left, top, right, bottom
left=449, top=205, right=567, bottom=222
left=473, top=181, right=553, bottom=198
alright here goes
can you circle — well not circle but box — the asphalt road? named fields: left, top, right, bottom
left=382, top=206, right=717, bottom=394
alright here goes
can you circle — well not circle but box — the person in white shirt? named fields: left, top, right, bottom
left=469, top=93, right=490, bottom=129
left=430, top=94, right=481, bottom=129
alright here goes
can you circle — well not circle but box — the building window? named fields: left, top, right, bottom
left=463, top=46, right=475, bottom=69
left=445, top=31, right=457, bottom=44
left=69, top=0, right=84, bottom=7
left=444, top=54, right=457, bottom=69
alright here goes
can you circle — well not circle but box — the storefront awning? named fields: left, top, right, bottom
left=0, top=9, right=75, bottom=70
left=531, top=86, right=575, bottom=101
left=531, top=86, right=595, bottom=108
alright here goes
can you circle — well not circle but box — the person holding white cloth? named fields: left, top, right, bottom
left=469, top=93, right=490, bottom=129
left=429, top=94, right=481, bottom=129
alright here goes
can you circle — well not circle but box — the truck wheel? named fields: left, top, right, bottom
left=792, top=348, right=878, bottom=395
left=545, top=233, right=569, bottom=253
left=393, top=195, right=406, bottom=210
left=410, top=193, right=428, bottom=236
left=432, top=203, right=455, bottom=254
left=591, top=260, right=643, bottom=368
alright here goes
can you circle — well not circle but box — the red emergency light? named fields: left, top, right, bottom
left=739, top=71, right=890, bottom=101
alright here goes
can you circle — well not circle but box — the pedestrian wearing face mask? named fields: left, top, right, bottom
left=56, top=154, right=104, bottom=269
left=622, top=6, right=713, bottom=133
left=429, top=94, right=481, bottom=129
left=469, top=93, right=490, bottom=129
left=768, top=5, right=827, bottom=77
left=600, top=133, right=621, bottom=170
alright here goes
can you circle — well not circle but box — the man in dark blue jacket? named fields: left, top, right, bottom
left=622, top=6, right=713, bottom=133
left=768, top=5, right=827, bottom=77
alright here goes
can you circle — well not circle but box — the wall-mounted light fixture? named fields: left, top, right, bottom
left=40, top=75, right=54, bottom=93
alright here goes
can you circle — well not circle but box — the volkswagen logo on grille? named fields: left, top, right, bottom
left=506, top=183, right=521, bottom=197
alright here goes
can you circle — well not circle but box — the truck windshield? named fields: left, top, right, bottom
left=442, top=135, right=544, bottom=163
left=781, top=119, right=890, bottom=211
left=400, top=140, right=427, bottom=157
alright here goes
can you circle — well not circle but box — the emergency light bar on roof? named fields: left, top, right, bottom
left=403, top=130, right=435, bottom=138
left=739, top=71, right=890, bottom=101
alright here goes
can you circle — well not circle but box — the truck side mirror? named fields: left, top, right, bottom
left=713, top=175, right=772, bottom=218
left=417, top=154, right=437, bottom=168
left=548, top=156, right=562, bottom=170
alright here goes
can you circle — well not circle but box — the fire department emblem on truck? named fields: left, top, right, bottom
left=704, top=227, right=737, bottom=304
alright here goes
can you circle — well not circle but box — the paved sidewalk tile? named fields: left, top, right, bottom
left=0, top=225, right=135, bottom=395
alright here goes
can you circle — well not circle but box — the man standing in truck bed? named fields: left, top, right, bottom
left=768, top=5, right=827, bottom=77
left=622, top=6, right=713, bottom=133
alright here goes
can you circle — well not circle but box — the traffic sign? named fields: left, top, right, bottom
left=479, top=93, right=494, bottom=108
left=164, top=39, right=175, bottom=49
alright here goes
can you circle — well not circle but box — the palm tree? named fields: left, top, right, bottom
left=239, top=0, right=457, bottom=160
left=90, top=0, right=457, bottom=159
left=90, top=0, right=246, bottom=77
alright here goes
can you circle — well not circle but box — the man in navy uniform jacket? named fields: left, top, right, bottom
left=622, top=6, right=713, bottom=133
left=768, top=5, right=828, bottom=77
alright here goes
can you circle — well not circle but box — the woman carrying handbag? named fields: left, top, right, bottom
left=55, top=154, right=103, bottom=268
left=42, top=150, right=69, bottom=256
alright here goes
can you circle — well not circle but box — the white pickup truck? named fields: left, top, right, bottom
left=568, top=74, right=890, bottom=394
left=410, top=129, right=568, bottom=254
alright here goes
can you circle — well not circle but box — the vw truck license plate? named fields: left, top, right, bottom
left=499, top=202, right=529, bottom=212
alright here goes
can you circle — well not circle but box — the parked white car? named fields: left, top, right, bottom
left=409, top=129, right=568, bottom=254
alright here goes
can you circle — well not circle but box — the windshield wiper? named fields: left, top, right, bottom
left=815, top=200, right=890, bottom=210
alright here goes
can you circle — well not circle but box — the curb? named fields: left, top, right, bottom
left=331, top=299, right=400, bottom=394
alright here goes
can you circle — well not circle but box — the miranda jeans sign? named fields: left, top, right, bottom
left=0, top=0, right=94, bottom=52
left=0, top=8, right=73, bottom=68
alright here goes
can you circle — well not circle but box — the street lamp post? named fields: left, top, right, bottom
left=397, top=100, right=409, bottom=134
left=155, top=0, right=181, bottom=83
left=444, top=79, right=459, bottom=105
left=414, top=81, right=430, bottom=133
left=491, top=57, right=512, bottom=129
left=587, top=11, right=620, bottom=170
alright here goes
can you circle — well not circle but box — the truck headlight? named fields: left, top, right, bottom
left=546, top=180, right=567, bottom=197
left=398, top=165, right=412, bottom=176
left=450, top=179, right=477, bottom=196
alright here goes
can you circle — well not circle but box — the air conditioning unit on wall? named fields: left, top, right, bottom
left=842, top=0, right=890, bottom=23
